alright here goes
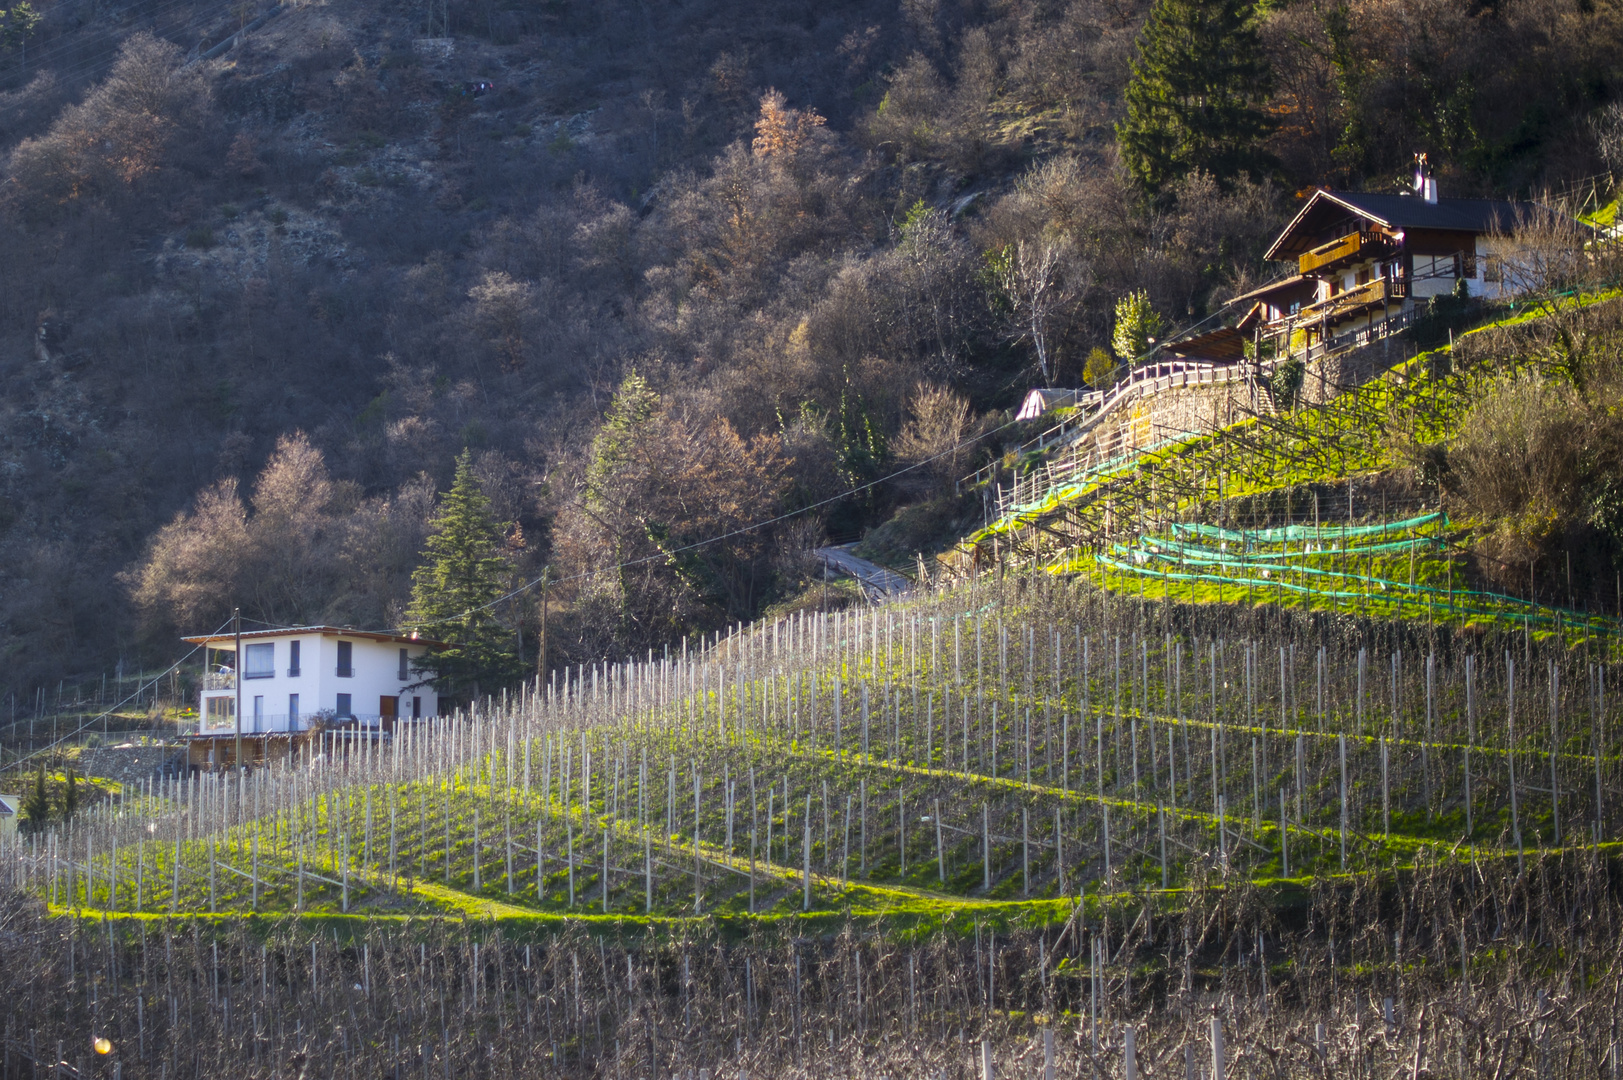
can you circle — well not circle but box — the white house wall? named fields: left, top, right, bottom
left=198, top=634, right=437, bottom=735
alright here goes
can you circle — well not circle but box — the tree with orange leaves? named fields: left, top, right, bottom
left=751, top=89, right=826, bottom=162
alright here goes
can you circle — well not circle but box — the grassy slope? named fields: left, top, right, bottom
left=959, top=293, right=1623, bottom=645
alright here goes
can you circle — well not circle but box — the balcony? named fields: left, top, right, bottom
left=1299, top=231, right=1396, bottom=276
left=195, top=713, right=401, bottom=736
left=1292, top=276, right=1407, bottom=326
left=202, top=672, right=236, bottom=690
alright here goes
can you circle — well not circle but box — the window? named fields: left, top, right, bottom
left=337, top=641, right=353, bottom=678
left=1483, top=255, right=1502, bottom=283
left=412, top=696, right=422, bottom=719
left=288, top=640, right=301, bottom=677
left=289, top=694, right=300, bottom=724
left=398, top=647, right=409, bottom=681
left=244, top=642, right=274, bottom=679
left=252, top=696, right=264, bottom=727
left=204, top=696, right=235, bottom=730
left=336, top=693, right=352, bottom=717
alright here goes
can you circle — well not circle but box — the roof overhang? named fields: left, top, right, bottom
left=1264, top=189, right=1393, bottom=262
left=1227, top=275, right=1313, bottom=307
left=182, top=625, right=447, bottom=649
left=1166, top=324, right=1249, bottom=362
left=1264, top=188, right=1572, bottom=262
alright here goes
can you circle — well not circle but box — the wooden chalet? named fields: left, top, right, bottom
left=1171, top=159, right=1550, bottom=366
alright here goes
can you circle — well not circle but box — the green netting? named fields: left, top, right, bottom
left=1088, top=540, right=1615, bottom=633
left=1140, top=534, right=1446, bottom=562
left=1168, top=512, right=1445, bottom=545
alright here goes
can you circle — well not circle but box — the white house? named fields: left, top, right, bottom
left=180, top=626, right=441, bottom=770
left=0, top=793, right=17, bottom=838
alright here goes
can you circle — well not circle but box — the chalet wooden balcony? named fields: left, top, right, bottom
left=1290, top=276, right=1407, bottom=326
left=1298, top=230, right=1395, bottom=276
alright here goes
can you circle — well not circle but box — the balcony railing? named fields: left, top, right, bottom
left=202, top=672, right=235, bottom=690
left=1298, top=230, right=1395, bottom=276
left=196, top=712, right=405, bottom=736
left=1292, top=276, right=1407, bottom=325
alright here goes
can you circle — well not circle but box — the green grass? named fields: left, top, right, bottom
left=954, top=292, right=1623, bottom=644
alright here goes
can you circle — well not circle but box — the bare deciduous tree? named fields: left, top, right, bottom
left=992, top=237, right=1089, bottom=387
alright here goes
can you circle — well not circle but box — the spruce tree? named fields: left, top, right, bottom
left=1117, top=0, right=1275, bottom=196
left=406, top=450, right=523, bottom=700
left=60, top=769, right=78, bottom=821
left=21, top=766, right=48, bottom=833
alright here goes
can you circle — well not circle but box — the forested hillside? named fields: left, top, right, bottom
left=2, top=0, right=1620, bottom=691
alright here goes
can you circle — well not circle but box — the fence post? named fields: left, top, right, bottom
left=983, top=803, right=991, bottom=892
left=1210, top=1014, right=1225, bottom=1080
left=936, top=799, right=945, bottom=883
left=981, top=1040, right=994, bottom=1080
left=1123, top=1027, right=1138, bottom=1080
left=1338, top=734, right=1348, bottom=870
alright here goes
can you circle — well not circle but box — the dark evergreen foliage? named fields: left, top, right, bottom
left=1117, top=0, right=1276, bottom=195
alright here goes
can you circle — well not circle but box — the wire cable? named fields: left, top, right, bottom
left=0, top=613, right=235, bottom=777
left=391, top=411, right=1029, bottom=632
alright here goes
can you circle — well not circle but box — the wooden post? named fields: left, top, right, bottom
left=1380, top=737, right=1390, bottom=837
left=1159, top=803, right=1167, bottom=888
left=1338, top=734, right=1348, bottom=869
left=1280, top=787, right=1288, bottom=877
left=1022, top=807, right=1029, bottom=896
left=983, top=803, right=991, bottom=891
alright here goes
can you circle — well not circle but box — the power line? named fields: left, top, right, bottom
left=0, top=613, right=235, bottom=777
left=394, top=411, right=1030, bottom=632
left=5, top=0, right=281, bottom=93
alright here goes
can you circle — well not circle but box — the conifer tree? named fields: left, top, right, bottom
left=60, top=769, right=78, bottom=821
left=406, top=450, right=523, bottom=700
left=1117, top=0, right=1275, bottom=196
left=21, top=766, right=48, bottom=833
left=585, top=372, right=659, bottom=506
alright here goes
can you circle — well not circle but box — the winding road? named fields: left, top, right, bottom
left=813, top=545, right=911, bottom=602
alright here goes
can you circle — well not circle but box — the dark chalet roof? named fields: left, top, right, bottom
left=1227, top=274, right=1314, bottom=307
left=1264, top=189, right=1549, bottom=261
left=1166, top=324, right=1248, bottom=362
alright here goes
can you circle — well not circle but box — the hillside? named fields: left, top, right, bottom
left=5, top=0, right=1623, bottom=702
left=950, top=283, right=1623, bottom=646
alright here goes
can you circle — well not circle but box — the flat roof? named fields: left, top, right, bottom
left=182, top=625, right=446, bottom=648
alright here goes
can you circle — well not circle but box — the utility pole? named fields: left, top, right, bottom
left=233, top=607, right=243, bottom=776
left=535, top=568, right=550, bottom=683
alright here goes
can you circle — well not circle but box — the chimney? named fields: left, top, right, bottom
left=1413, top=152, right=1437, bottom=202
